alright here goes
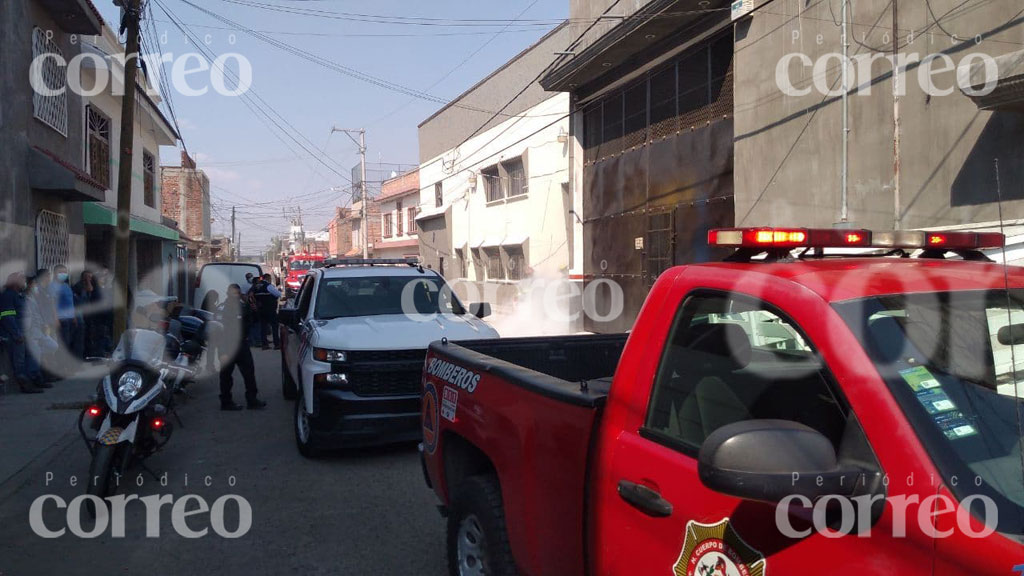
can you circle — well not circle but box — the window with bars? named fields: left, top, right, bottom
left=383, top=213, right=393, bottom=238
left=36, top=210, right=69, bottom=270
left=646, top=211, right=675, bottom=288
left=396, top=200, right=404, bottom=236
left=483, top=247, right=504, bottom=281
left=455, top=248, right=468, bottom=278
left=86, top=106, right=111, bottom=189
left=583, top=33, right=734, bottom=162
left=31, top=28, right=68, bottom=136
left=435, top=182, right=443, bottom=208
left=407, top=206, right=419, bottom=233
left=482, top=165, right=501, bottom=202
left=471, top=248, right=484, bottom=280
left=143, top=151, right=156, bottom=207
left=505, top=245, right=526, bottom=281
left=504, top=158, right=526, bottom=198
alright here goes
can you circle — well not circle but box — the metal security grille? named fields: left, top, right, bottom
left=31, top=28, right=68, bottom=137
left=87, top=106, right=111, bottom=189
left=143, top=151, right=156, bottom=207
left=505, top=246, right=526, bottom=281
left=36, top=210, right=69, bottom=270
left=583, top=33, right=734, bottom=164
left=504, top=158, right=527, bottom=197
left=484, top=247, right=504, bottom=280
left=646, top=211, right=675, bottom=288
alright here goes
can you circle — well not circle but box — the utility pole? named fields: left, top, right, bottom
left=332, top=127, right=368, bottom=258
left=231, top=206, right=236, bottom=260
left=113, top=0, right=142, bottom=340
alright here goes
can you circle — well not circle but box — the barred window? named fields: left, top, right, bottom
left=36, top=210, right=69, bottom=270
left=143, top=151, right=156, bottom=208
left=471, top=248, right=484, bottom=279
left=383, top=213, right=393, bottom=238
left=455, top=248, right=468, bottom=278
left=482, top=165, right=501, bottom=202
left=484, top=247, right=504, bottom=281
left=505, top=245, right=526, bottom=281
left=31, top=28, right=68, bottom=136
left=503, top=158, right=526, bottom=198
left=435, top=182, right=443, bottom=208
left=396, top=200, right=404, bottom=236
left=407, top=206, right=418, bottom=233
left=86, top=106, right=111, bottom=189
left=582, top=33, right=733, bottom=163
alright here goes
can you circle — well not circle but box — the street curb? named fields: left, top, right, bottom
left=0, top=424, right=79, bottom=506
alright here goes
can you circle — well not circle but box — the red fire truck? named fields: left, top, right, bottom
left=283, top=253, right=325, bottom=298
left=420, top=227, right=1024, bottom=576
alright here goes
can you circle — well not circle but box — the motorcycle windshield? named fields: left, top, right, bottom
left=111, top=329, right=167, bottom=366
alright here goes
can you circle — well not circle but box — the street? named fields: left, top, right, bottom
left=0, top=349, right=447, bottom=576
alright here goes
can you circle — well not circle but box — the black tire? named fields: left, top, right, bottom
left=294, top=394, right=321, bottom=458
left=282, top=356, right=298, bottom=401
left=86, top=443, right=125, bottom=518
left=447, top=475, right=517, bottom=576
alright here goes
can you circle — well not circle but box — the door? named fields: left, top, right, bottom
left=594, top=291, right=929, bottom=576
left=284, top=276, right=314, bottom=384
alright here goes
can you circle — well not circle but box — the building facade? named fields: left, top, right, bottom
left=543, top=0, right=1024, bottom=332
left=80, top=23, right=180, bottom=296
left=418, top=23, right=582, bottom=329
left=161, top=152, right=211, bottom=246
left=0, top=0, right=105, bottom=281
left=376, top=169, right=420, bottom=260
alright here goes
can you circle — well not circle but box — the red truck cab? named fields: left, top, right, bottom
left=421, top=228, right=1024, bottom=576
left=284, top=253, right=325, bottom=297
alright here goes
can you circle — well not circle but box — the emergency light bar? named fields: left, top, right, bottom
left=323, top=258, right=421, bottom=267
left=708, top=227, right=1005, bottom=251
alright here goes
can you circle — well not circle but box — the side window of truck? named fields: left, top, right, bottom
left=643, top=292, right=848, bottom=455
left=296, top=276, right=314, bottom=320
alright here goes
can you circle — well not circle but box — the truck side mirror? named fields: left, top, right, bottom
left=278, top=307, right=297, bottom=327
left=468, top=302, right=492, bottom=319
left=697, top=420, right=861, bottom=503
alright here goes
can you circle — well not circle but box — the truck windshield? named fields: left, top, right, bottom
left=835, top=290, right=1024, bottom=535
left=290, top=260, right=322, bottom=271
left=314, top=275, right=463, bottom=319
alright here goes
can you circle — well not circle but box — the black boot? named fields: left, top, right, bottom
left=220, top=400, right=243, bottom=411
left=247, top=398, right=267, bottom=410
left=18, top=377, right=43, bottom=394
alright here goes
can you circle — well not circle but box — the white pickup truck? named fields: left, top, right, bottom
left=279, top=259, right=499, bottom=457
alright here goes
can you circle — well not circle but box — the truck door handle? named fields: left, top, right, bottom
left=617, top=480, right=673, bottom=518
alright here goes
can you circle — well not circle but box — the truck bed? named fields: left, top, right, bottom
left=424, top=333, right=629, bottom=576
left=432, top=333, right=628, bottom=406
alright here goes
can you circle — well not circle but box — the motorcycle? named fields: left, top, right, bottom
left=78, top=329, right=194, bottom=510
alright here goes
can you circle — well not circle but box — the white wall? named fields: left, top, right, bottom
left=418, top=93, right=572, bottom=281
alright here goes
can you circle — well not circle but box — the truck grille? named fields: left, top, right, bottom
left=347, top=349, right=427, bottom=397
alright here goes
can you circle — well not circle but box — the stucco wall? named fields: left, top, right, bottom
left=734, top=0, right=1024, bottom=229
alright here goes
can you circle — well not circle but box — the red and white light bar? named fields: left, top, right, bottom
left=708, top=227, right=1005, bottom=250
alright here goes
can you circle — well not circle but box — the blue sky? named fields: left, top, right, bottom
left=93, top=0, right=567, bottom=254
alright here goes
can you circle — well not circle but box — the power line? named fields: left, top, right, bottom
left=154, top=0, right=354, bottom=183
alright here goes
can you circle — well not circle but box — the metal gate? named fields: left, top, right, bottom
left=36, top=210, right=69, bottom=270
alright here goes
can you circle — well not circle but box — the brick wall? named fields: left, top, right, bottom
left=381, top=168, right=420, bottom=200
left=329, top=207, right=353, bottom=256
left=160, top=152, right=210, bottom=242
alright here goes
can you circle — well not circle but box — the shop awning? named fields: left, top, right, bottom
left=82, top=203, right=180, bottom=241
left=961, top=48, right=1024, bottom=111
left=29, top=146, right=106, bottom=202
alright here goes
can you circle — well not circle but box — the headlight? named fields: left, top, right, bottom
left=312, top=348, right=347, bottom=362
left=117, top=371, right=145, bottom=402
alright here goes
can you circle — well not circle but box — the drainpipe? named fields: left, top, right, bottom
left=892, top=0, right=902, bottom=230
left=840, top=0, right=850, bottom=223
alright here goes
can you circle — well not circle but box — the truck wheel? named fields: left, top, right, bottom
left=281, top=358, right=297, bottom=401
left=447, top=476, right=517, bottom=576
left=294, top=395, right=321, bottom=458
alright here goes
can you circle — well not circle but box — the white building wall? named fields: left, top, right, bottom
left=419, top=93, right=572, bottom=281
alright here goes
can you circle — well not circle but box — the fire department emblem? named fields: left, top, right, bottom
left=673, top=519, right=766, bottom=576
left=422, top=382, right=439, bottom=454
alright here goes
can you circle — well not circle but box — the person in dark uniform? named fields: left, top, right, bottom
left=253, top=273, right=282, bottom=350
left=216, top=283, right=267, bottom=411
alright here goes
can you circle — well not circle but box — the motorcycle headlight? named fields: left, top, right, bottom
left=117, top=371, right=145, bottom=402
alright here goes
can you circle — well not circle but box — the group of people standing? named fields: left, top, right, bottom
left=0, top=266, right=112, bottom=393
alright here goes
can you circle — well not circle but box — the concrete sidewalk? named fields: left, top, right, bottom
left=0, top=378, right=98, bottom=503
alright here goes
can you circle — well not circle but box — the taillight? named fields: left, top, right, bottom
left=151, top=418, right=165, bottom=430
left=87, top=405, right=102, bottom=417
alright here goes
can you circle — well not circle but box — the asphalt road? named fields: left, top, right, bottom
left=0, top=348, right=449, bottom=576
